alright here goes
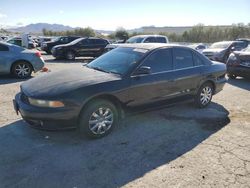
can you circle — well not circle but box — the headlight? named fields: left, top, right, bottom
left=28, top=98, right=64, bottom=108
left=228, top=53, right=237, bottom=61
left=42, top=43, right=47, bottom=47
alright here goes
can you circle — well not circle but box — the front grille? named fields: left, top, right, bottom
left=21, top=92, right=29, bottom=104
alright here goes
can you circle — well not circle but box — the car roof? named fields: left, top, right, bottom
left=130, top=35, right=167, bottom=38
left=115, top=43, right=182, bottom=50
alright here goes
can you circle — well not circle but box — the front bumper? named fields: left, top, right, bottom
left=14, top=93, right=78, bottom=130
left=227, top=66, right=250, bottom=79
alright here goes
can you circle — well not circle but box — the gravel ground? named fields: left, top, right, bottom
left=0, top=54, right=249, bottom=188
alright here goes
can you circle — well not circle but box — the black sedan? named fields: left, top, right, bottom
left=227, top=45, right=250, bottom=79
left=13, top=44, right=227, bottom=138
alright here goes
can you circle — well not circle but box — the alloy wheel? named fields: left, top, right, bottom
left=15, top=63, right=31, bottom=78
left=200, top=86, right=212, bottom=105
left=88, top=107, right=114, bottom=135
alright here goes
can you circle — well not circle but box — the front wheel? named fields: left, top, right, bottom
left=195, top=83, right=213, bottom=108
left=65, top=51, right=75, bottom=60
left=78, top=99, right=119, bottom=138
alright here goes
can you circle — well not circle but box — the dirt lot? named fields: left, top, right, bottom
left=0, top=54, right=250, bottom=188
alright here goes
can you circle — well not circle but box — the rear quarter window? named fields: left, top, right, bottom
left=193, top=51, right=211, bottom=66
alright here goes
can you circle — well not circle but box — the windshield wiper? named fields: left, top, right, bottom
left=88, top=66, right=121, bottom=75
left=89, top=66, right=111, bottom=73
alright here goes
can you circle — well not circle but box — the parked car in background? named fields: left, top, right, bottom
left=105, top=35, right=169, bottom=52
left=14, top=44, right=226, bottom=138
left=6, top=37, right=36, bottom=49
left=202, top=41, right=246, bottom=63
left=51, top=37, right=109, bottom=60
left=0, top=42, right=45, bottom=78
left=226, top=45, right=250, bottom=79
left=126, top=35, right=169, bottom=43
left=41, top=36, right=80, bottom=54
left=34, top=37, right=53, bottom=47
left=188, top=43, right=207, bottom=53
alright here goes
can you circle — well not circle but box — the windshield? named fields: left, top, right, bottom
left=126, top=36, right=144, bottom=43
left=210, top=42, right=232, bottom=49
left=87, top=47, right=147, bottom=75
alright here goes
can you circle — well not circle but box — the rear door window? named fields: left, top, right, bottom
left=144, top=37, right=156, bottom=43
left=94, top=39, right=107, bottom=45
left=140, top=48, right=173, bottom=73
left=173, top=48, right=194, bottom=69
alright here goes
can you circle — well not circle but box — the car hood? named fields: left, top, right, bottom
left=203, top=48, right=225, bottom=54
left=21, top=67, right=121, bottom=98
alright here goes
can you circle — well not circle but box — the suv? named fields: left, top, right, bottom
left=202, top=41, right=245, bottom=63
left=105, top=35, right=169, bottom=52
left=41, top=36, right=80, bottom=54
left=51, top=37, right=109, bottom=60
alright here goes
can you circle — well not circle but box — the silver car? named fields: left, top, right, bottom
left=0, top=42, right=45, bottom=78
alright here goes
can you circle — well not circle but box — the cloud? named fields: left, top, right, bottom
left=0, top=13, right=7, bottom=18
left=59, top=10, right=64, bottom=14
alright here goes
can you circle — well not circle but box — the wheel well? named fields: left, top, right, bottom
left=202, top=80, right=216, bottom=94
left=77, top=94, right=124, bottom=122
left=10, top=60, right=34, bottom=72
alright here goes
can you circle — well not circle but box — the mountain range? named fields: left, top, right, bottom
left=4, top=23, right=194, bottom=35
left=4, top=23, right=232, bottom=35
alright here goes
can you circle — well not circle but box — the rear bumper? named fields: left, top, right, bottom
left=214, top=77, right=227, bottom=94
left=32, top=58, right=45, bottom=72
left=227, top=66, right=250, bottom=78
left=14, top=93, right=78, bottom=130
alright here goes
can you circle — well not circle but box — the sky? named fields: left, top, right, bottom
left=0, top=0, right=249, bottom=30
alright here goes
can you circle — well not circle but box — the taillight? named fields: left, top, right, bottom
left=35, top=51, right=41, bottom=57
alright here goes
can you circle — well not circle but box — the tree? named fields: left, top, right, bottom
left=114, top=27, right=129, bottom=41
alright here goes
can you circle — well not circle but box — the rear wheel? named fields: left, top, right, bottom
left=66, top=51, right=75, bottom=60
left=195, top=83, right=213, bottom=108
left=78, top=99, right=118, bottom=138
left=11, top=61, right=32, bottom=79
left=228, top=74, right=237, bottom=79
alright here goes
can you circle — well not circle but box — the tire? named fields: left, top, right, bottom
left=195, top=83, right=214, bottom=108
left=228, top=74, right=237, bottom=79
left=65, top=51, right=75, bottom=60
left=11, top=61, right=32, bottom=79
left=78, top=99, right=119, bottom=138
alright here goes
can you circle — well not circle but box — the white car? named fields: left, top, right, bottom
left=105, top=35, right=169, bottom=51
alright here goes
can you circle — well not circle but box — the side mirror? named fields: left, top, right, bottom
left=133, top=66, right=151, bottom=75
left=230, top=46, right=236, bottom=51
